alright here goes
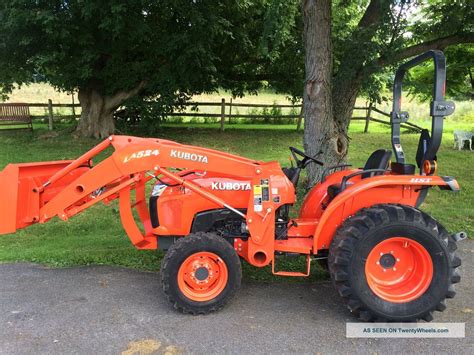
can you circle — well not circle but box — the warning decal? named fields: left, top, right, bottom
left=253, top=185, right=263, bottom=212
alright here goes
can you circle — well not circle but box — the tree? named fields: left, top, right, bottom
left=0, top=0, right=268, bottom=138
left=1, top=0, right=471, bottom=152
left=277, top=0, right=474, bottom=184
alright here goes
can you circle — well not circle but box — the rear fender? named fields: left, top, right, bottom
left=299, top=169, right=356, bottom=219
left=313, top=175, right=459, bottom=251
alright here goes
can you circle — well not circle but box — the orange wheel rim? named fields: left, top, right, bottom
left=365, top=237, right=433, bottom=303
left=177, top=252, right=228, bottom=302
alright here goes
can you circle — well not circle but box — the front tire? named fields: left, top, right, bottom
left=161, top=232, right=241, bottom=315
left=328, top=204, right=461, bottom=322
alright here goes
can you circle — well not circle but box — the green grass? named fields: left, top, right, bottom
left=0, top=119, right=473, bottom=282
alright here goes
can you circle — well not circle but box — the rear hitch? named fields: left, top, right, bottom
left=452, top=232, right=467, bottom=242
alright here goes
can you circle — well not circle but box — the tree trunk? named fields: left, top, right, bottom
left=75, top=88, right=115, bottom=139
left=468, top=68, right=474, bottom=99
left=303, top=0, right=347, bottom=185
left=75, top=81, right=146, bottom=138
left=332, top=73, right=364, bottom=135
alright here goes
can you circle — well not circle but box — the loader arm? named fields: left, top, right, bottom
left=0, top=135, right=294, bottom=262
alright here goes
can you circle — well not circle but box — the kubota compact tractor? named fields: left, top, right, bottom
left=0, top=51, right=465, bottom=322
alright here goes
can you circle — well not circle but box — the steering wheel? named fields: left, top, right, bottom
left=289, top=146, right=324, bottom=168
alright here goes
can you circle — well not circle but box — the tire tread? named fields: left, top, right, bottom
left=161, top=232, right=241, bottom=315
left=328, top=204, right=461, bottom=322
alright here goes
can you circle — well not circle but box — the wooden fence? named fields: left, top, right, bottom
left=21, top=100, right=81, bottom=130
left=19, top=98, right=423, bottom=133
left=349, top=103, right=423, bottom=133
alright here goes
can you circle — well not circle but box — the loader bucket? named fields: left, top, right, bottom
left=0, top=160, right=88, bottom=235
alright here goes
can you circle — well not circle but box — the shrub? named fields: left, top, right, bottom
left=203, top=116, right=219, bottom=124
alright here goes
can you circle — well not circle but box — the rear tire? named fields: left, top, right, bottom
left=328, top=204, right=461, bottom=322
left=161, top=232, right=241, bottom=315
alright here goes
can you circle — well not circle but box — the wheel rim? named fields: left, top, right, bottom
left=365, top=237, right=433, bottom=303
left=177, top=252, right=228, bottom=302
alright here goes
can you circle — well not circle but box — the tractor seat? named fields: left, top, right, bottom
left=327, top=149, right=392, bottom=200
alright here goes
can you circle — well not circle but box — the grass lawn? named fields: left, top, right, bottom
left=0, top=120, right=472, bottom=282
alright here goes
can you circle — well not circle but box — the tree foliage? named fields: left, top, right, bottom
left=1, top=1, right=210, bottom=95
left=0, top=0, right=271, bottom=136
left=406, top=44, right=474, bottom=100
left=0, top=0, right=471, bottom=139
left=261, top=0, right=473, bottom=103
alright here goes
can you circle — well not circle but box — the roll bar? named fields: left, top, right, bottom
left=391, top=50, right=455, bottom=168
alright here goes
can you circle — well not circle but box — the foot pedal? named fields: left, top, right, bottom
left=272, top=254, right=311, bottom=277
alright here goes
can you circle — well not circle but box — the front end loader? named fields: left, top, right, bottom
left=0, top=50, right=465, bottom=321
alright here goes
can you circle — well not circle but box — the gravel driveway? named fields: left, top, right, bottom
left=1, top=241, right=472, bottom=354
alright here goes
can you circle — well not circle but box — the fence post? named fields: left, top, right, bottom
left=220, top=98, right=225, bottom=131
left=71, top=92, right=76, bottom=122
left=229, top=98, right=233, bottom=124
left=296, top=103, right=304, bottom=131
left=364, top=102, right=373, bottom=133
left=47, top=99, right=53, bottom=130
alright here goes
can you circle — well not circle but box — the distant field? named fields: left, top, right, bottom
left=5, top=83, right=473, bottom=129
left=5, top=83, right=301, bottom=120
left=6, top=83, right=295, bottom=104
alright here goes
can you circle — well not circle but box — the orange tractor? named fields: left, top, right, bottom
left=0, top=51, right=465, bottom=322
